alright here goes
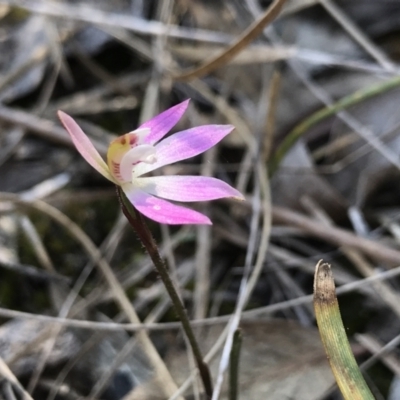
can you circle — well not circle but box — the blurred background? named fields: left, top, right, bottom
left=1, top=0, right=400, bottom=399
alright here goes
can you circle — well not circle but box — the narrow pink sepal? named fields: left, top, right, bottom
left=58, top=111, right=115, bottom=183
left=122, top=185, right=212, bottom=225
left=134, top=176, right=244, bottom=202
left=139, top=99, right=190, bottom=145
left=133, top=124, right=234, bottom=178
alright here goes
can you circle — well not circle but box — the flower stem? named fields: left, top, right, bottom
left=229, top=329, right=242, bottom=400
left=116, top=186, right=213, bottom=398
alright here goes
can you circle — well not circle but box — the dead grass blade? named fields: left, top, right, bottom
left=272, top=205, right=400, bottom=266
left=0, top=193, right=182, bottom=399
left=0, top=356, right=34, bottom=400
left=320, top=0, right=395, bottom=71
left=3, top=0, right=231, bottom=43
left=0, top=104, right=107, bottom=153
left=174, top=0, right=287, bottom=81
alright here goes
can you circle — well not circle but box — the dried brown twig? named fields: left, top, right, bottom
left=174, top=0, right=287, bottom=81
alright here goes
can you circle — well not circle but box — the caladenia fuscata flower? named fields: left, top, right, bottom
left=58, top=99, right=244, bottom=225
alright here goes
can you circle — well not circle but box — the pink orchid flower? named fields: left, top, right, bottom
left=58, top=99, right=244, bottom=225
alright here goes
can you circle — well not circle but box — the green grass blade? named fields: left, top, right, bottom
left=314, top=261, right=374, bottom=400
left=269, top=75, right=400, bottom=174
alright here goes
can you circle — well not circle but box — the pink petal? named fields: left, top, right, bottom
left=122, top=185, right=212, bottom=225
left=58, top=111, right=115, bottom=182
left=134, top=176, right=244, bottom=202
left=139, top=99, right=190, bottom=145
left=132, top=124, right=234, bottom=178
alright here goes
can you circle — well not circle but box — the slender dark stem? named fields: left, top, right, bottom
left=116, top=186, right=213, bottom=398
left=229, top=329, right=242, bottom=400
